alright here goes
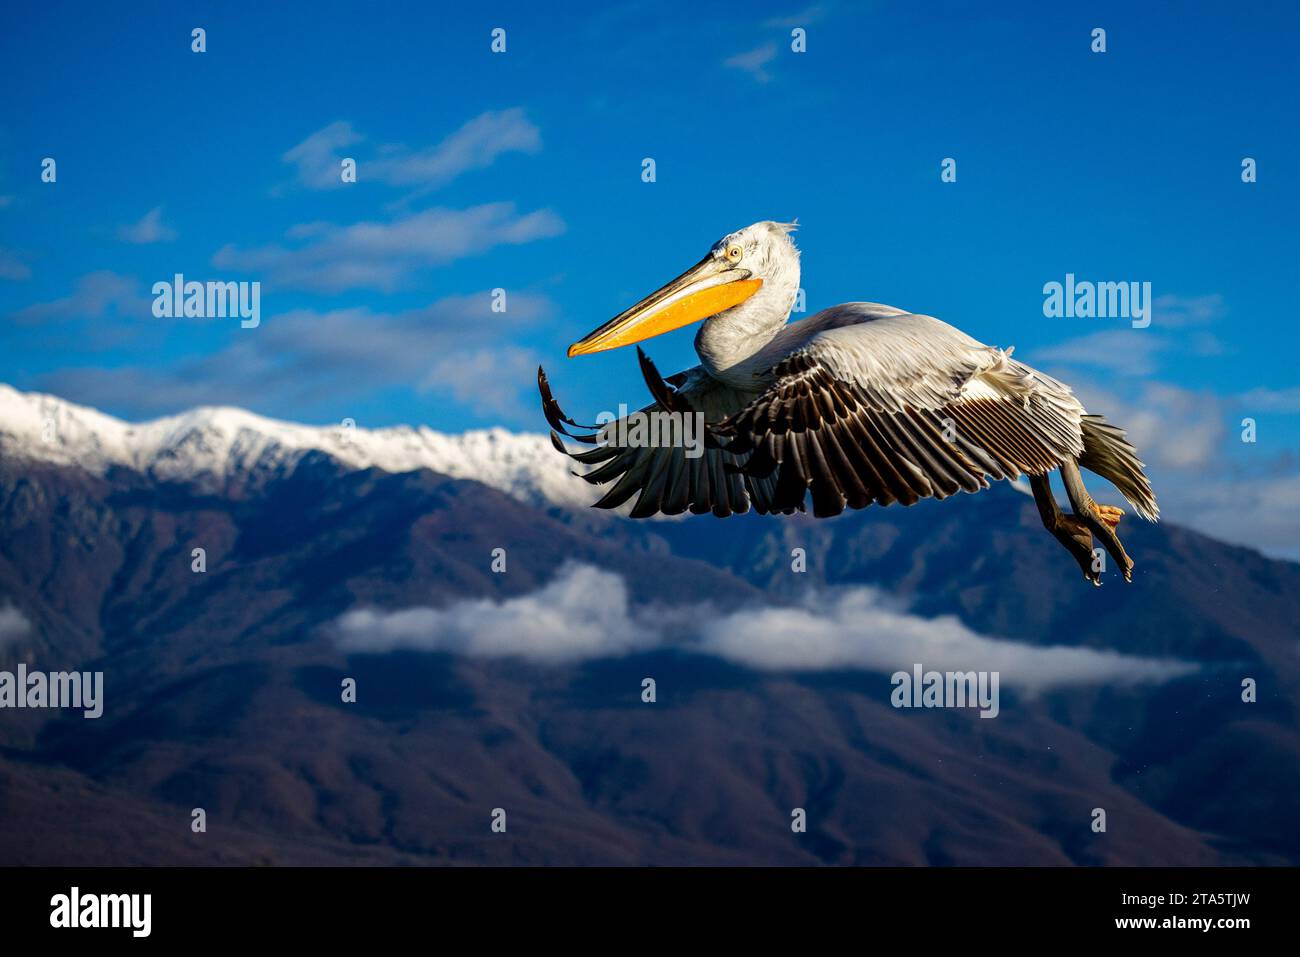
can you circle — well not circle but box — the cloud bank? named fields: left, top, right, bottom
left=330, top=564, right=1199, bottom=693
left=332, top=563, right=654, bottom=664
left=696, top=587, right=1197, bottom=693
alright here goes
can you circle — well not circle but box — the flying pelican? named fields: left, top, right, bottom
left=538, top=221, right=1158, bottom=584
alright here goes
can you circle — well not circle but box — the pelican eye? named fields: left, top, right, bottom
left=725, top=243, right=743, bottom=264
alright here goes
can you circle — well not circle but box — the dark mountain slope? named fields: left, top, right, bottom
left=1, top=457, right=1297, bottom=865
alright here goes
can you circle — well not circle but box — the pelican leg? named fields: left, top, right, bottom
left=1059, top=459, right=1134, bottom=582
left=1029, top=473, right=1101, bottom=585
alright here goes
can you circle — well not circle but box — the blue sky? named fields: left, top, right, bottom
left=2, top=1, right=1298, bottom=552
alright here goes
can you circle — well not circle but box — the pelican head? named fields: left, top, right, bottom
left=567, top=220, right=800, bottom=358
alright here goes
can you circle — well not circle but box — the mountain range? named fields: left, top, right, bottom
left=1, top=384, right=1297, bottom=865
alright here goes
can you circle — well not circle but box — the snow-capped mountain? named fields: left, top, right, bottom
left=0, top=383, right=593, bottom=509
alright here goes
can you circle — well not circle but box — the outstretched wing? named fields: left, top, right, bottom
left=714, top=310, right=1089, bottom=517
left=538, top=352, right=792, bottom=518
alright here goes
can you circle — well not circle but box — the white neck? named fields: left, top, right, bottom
left=694, top=253, right=800, bottom=390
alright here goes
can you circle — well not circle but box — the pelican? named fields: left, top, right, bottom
left=538, top=221, right=1158, bottom=584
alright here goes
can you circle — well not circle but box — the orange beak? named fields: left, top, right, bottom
left=568, top=255, right=763, bottom=357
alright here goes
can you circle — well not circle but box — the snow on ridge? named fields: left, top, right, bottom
left=0, top=383, right=594, bottom=509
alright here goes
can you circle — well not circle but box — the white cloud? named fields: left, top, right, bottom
left=697, top=588, right=1197, bottom=694
left=1042, top=373, right=1300, bottom=558
left=282, top=109, right=541, bottom=193
left=212, top=203, right=564, bottom=293
left=117, top=206, right=177, bottom=244
left=421, top=345, right=543, bottom=419
left=1034, top=329, right=1169, bottom=376
left=39, top=289, right=555, bottom=421
left=1026, top=292, right=1300, bottom=557
left=333, top=563, right=654, bottom=663
left=282, top=120, right=364, bottom=190
left=0, top=603, right=33, bottom=650
left=368, top=109, right=542, bottom=190
left=330, top=564, right=1199, bottom=693
left=724, top=43, right=778, bottom=82
left=1032, top=291, right=1227, bottom=377
left=1167, top=473, right=1300, bottom=557
left=1067, top=377, right=1227, bottom=472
